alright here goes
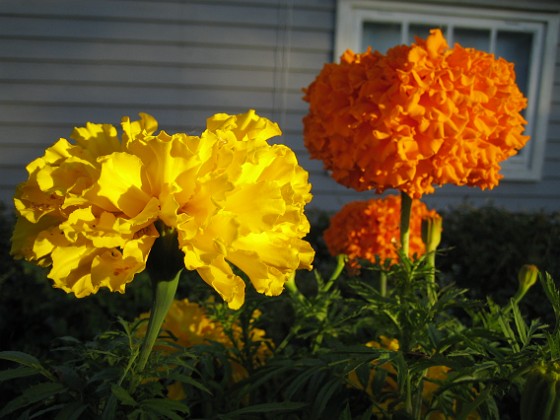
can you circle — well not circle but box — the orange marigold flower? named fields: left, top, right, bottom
left=303, top=28, right=529, bottom=199
left=323, top=195, right=438, bottom=269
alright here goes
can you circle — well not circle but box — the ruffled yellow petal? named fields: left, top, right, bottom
left=12, top=110, right=314, bottom=308
left=126, top=131, right=201, bottom=199
left=206, top=109, right=282, bottom=144
left=195, top=255, right=246, bottom=310
left=94, top=152, right=152, bottom=217
left=71, top=122, right=121, bottom=157
left=121, top=113, right=158, bottom=145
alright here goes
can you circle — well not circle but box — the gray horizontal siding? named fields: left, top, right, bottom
left=1, top=0, right=559, bottom=214
left=0, top=0, right=335, bottom=208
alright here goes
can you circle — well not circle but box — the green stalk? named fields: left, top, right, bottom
left=327, top=254, right=346, bottom=285
left=136, top=269, right=181, bottom=372
left=137, top=220, right=185, bottom=372
left=379, top=270, right=387, bottom=297
left=405, top=372, right=413, bottom=416
left=400, top=191, right=413, bottom=259
left=421, top=214, right=442, bottom=306
left=426, top=251, right=437, bottom=305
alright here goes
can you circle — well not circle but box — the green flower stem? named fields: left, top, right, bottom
left=380, top=270, right=387, bottom=297
left=284, top=272, right=305, bottom=304
left=421, top=215, right=442, bottom=306
left=327, top=254, right=347, bottom=286
left=137, top=220, right=185, bottom=373
left=137, top=269, right=182, bottom=372
left=400, top=191, right=413, bottom=259
left=405, top=371, right=413, bottom=416
left=426, top=251, right=437, bottom=305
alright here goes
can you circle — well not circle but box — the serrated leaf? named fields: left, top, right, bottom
left=0, top=351, right=55, bottom=381
left=89, top=367, right=122, bottom=385
left=497, top=314, right=520, bottom=352
left=222, top=402, right=308, bottom=417
left=312, top=378, right=342, bottom=417
left=540, top=273, right=560, bottom=332
left=0, top=382, right=66, bottom=417
left=0, top=351, right=41, bottom=368
left=167, top=373, right=212, bottom=395
left=101, top=395, right=117, bottom=420
left=27, top=403, right=67, bottom=419
left=512, top=302, right=528, bottom=346
left=55, top=365, right=83, bottom=391
left=0, top=366, right=40, bottom=382
left=110, top=384, right=137, bottom=406
left=140, top=399, right=190, bottom=419
left=54, top=402, right=88, bottom=420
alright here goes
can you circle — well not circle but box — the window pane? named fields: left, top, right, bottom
left=409, top=24, right=443, bottom=43
left=362, top=22, right=401, bottom=53
left=496, top=31, right=532, bottom=95
left=454, top=27, right=490, bottom=50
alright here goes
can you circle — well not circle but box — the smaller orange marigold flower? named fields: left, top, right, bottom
left=323, top=195, right=438, bottom=269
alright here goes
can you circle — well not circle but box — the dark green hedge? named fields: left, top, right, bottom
left=438, top=206, right=560, bottom=324
left=1, top=204, right=559, bottom=354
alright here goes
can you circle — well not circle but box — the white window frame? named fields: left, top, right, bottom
left=335, top=0, right=559, bottom=181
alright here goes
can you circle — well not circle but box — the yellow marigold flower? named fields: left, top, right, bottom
left=303, top=28, right=529, bottom=198
left=348, top=337, right=478, bottom=418
left=11, top=110, right=315, bottom=309
left=323, top=195, right=438, bottom=270
left=137, top=298, right=273, bottom=384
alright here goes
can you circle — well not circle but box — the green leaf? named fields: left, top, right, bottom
left=55, top=365, right=83, bottom=391
left=0, top=366, right=41, bottom=382
left=110, top=384, right=137, bottom=407
left=497, top=314, right=520, bottom=352
left=312, top=378, right=342, bottom=417
left=0, top=351, right=42, bottom=368
left=540, top=272, right=560, bottom=332
left=54, top=402, right=88, bottom=420
left=101, top=395, right=117, bottom=420
left=512, top=302, right=528, bottom=346
left=221, top=402, right=308, bottom=417
left=140, top=399, right=190, bottom=420
left=0, top=382, right=66, bottom=418
left=28, top=403, right=68, bottom=419
left=167, top=373, right=212, bottom=395
left=0, top=351, right=55, bottom=381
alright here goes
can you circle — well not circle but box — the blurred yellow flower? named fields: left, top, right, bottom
left=348, top=337, right=477, bottom=418
left=11, top=110, right=315, bottom=309
left=303, top=29, right=529, bottom=198
left=137, top=298, right=273, bottom=385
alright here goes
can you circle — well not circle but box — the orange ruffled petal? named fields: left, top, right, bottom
left=323, top=195, right=438, bottom=270
left=303, top=28, right=529, bottom=198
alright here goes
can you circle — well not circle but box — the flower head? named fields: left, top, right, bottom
left=11, top=110, right=315, bottom=309
left=137, top=298, right=273, bottom=383
left=347, top=337, right=462, bottom=417
left=323, top=195, right=438, bottom=269
left=303, top=29, right=529, bottom=198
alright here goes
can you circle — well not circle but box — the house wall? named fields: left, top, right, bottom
left=0, top=0, right=559, bottom=215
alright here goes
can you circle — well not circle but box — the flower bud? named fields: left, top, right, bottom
left=517, top=264, right=539, bottom=297
left=421, top=214, right=443, bottom=253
